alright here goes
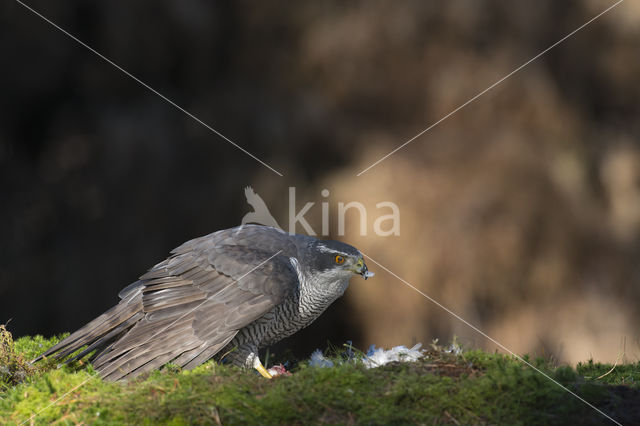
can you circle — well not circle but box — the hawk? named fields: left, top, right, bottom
left=34, top=225, right=373, bottom=381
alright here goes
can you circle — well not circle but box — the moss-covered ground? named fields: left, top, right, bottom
left=1, top=326, right=638, bottom=425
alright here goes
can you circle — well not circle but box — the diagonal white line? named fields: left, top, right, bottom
left=361, top=252, right=622, bottom=426
left=14, top=0, right=284, bottom=177
left=20, top=375, right=94, bottom=425
left=356, top=0, right=624, bottom=176
left=22, top=250, right=282, bottom=424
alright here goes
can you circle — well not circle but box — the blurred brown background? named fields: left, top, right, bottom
left=1, top=0, right=638, bottom=364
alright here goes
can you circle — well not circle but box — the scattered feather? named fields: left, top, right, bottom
left=308, top=349, right=334, bottom=368
left=363, top=344, right=425, bottom=368
left=308, top=343, right=426, bottom=369
left=447, top=342, right=463, bottom=356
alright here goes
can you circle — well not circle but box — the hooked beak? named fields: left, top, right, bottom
left=353, top=257, right=374, bottom=280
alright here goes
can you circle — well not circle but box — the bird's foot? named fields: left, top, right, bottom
left=252, top=356, right=273, bottom=379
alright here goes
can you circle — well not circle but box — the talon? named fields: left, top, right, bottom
left=253, top=357, right=273, bottom=379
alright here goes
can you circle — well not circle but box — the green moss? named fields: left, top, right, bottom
left=13, top=333, right=69, bottom=362
left=577, top=359, right=640, bottom=387
left=1, top=332, right=638, bottom=425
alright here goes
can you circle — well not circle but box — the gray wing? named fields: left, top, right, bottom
left=37, top=226, right=301, bottom=381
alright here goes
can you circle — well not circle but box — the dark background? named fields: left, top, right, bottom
left=1, top=0, right=639, bottom=363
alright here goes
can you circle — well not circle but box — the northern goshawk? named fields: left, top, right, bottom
left=34, top=225, right=373, bottom=381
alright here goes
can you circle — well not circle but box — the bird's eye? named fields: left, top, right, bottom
left=335, top=255, right=345, bottom=264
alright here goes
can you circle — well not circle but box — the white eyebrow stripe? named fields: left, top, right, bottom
left=289, top=256, right=300, bottom=271
left=316, top=245, right=349, bottom=255
left=289, top=257, right=305, bottom=289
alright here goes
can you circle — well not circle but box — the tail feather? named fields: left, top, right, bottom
left=68, top=312, right=144, bottom=363
left=32, top=289, right=143, bottom=364
left=32, top=271, right=237, bottom=381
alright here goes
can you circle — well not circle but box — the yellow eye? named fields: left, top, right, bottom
left=335, top=255, right=345, bottom=264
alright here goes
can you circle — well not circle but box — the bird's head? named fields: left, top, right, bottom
left=308, top=240, right=374, bottom=281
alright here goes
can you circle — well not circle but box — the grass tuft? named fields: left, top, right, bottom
left=0, top=325, right=37, bottom=391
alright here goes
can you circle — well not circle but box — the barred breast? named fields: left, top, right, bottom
left=222, top=277, right=348, bottom=366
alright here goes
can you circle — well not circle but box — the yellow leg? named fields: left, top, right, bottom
left=253, top=357, right=273, bottom=379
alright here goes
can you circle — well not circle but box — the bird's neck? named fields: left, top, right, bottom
left=298, top=275, right=350, bottom=315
